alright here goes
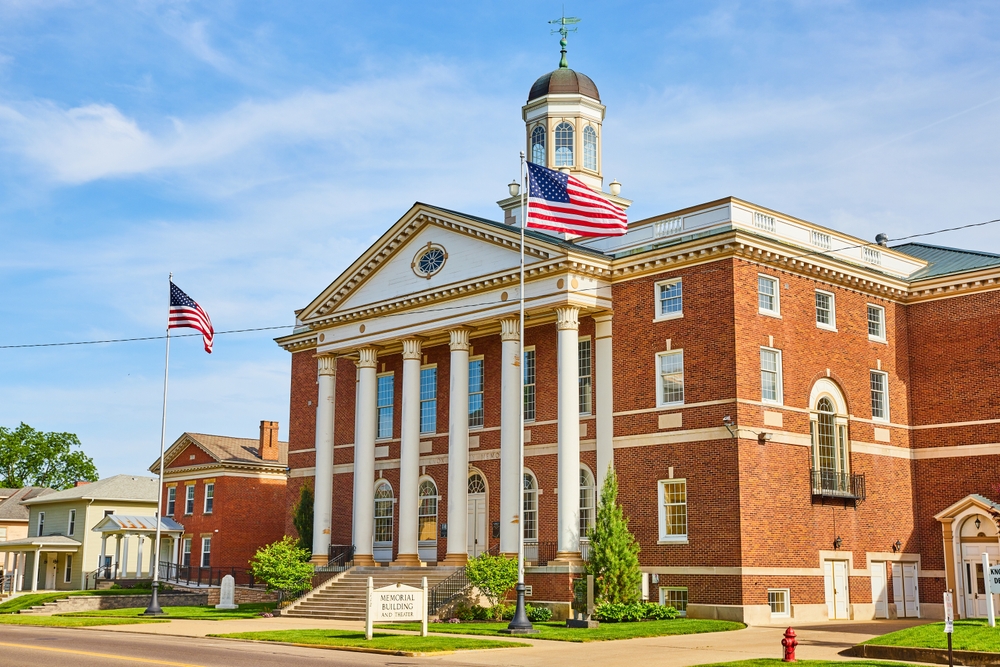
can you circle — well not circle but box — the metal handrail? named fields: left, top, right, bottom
left=427, top=567, right=469, bottom=615
left=157, top=561, right=258, bottom=588
left=811, top=469, right=866, bottom=502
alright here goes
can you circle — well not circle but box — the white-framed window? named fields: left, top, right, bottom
left=523, top=347, right=536, bottom=422
left=580, top=465, right=596, bottom=539
left=204, top=483, right=214, bottom=514
left=760, top=347, right=783, bottom=404
left=523, top=472, right=538, bottom=541
left=768, top=588, right=790, bottom=617
left=657, top=350, right=684, bottom=406
left=655, top=279, right=683, bottom=320
left=583, top=125, right=598, bottom=171
left=418, top=478, right=437, bottom=542
left=468, top=357, right=484, bottom=428
left=0, top=527, right=7, bottom=541
left=811, top=397, right=850, bottom=489
left=758, top=274, right=780, bottom=316
left=419, top=366, right=437, bottom=433
left=182, top=537, right=192, bottom=567
left=67, top=509, right=76, bottom=536
left=658, top=479, right=688, bottom=542
left=185, top=485, right=195, bottom=514
left=870, top=370, right=889, bottom=421
left=377, top=372, right=394, bottom=439
left=660, top=587, right=688, bottom=615
left=37, top=512, right=44, bottom=537
left=166, top=487, right=176, bottom=516
left=531, top=125, right=546, bottom=167
left=815, top=290, right=836, bottom=330
left=554, top=121, right=574, bottom=167
left=201, top=537, right=211, bottom=567
left=579, top=338, right=593, bottom=415
left=867, top=304, right=886, bottom=342
left=374, top=480, right=394, bottom=545
left=64, top=554, right=73, bottom=583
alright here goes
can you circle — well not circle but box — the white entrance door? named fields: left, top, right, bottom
left=871, top=561, right=889, bottom=619
left=891, top=562, right=920, bottom=618
left=824, top=560, right=850, bottom=619
left=467, top=495, right=486, bottom=558
left=962, top=544, right=1000, bottom=618
left=44, top=557, right=56, bottom=589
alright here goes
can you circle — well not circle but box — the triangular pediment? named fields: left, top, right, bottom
left=297, top=203, right=592, bottom=324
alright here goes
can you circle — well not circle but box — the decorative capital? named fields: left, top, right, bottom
left=316, top=354, right=337, bottom=376
left=555, top=306, right=580, bottom=331
left=449, top=328, right=472, bottom=351
left=499, top=317, right=520, bottom=341
left=356, top=346, right=379, bottom=369
left=401, top=337, right=423, bottom=360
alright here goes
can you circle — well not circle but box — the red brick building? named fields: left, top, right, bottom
left=276, top=57, right=1000, bottom=624
left=150, top=421, right=287, bottom=571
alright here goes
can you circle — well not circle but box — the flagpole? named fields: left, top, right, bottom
left=144, top=273, right=171, bottom=616
left=505, top=151, right=535, bottom=633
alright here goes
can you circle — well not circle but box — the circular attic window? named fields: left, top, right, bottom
left=412, top=243, right=447, bottom=279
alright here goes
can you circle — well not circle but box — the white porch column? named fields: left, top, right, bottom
left=136, top=535, right=144, bottom=578
left=122, top=534, right=130, bottom=578
left=312, top=354, right=337, bottom=564
left=30, top=548, right=40, bottom=592
left=594, top=313, right=614, bottom=492
left=352, top=346, right=379, bottom=566
left=171, top=536, right=180, bottom=565
left=99, top=535, right=107, bottom=574
left=555, top=306, right=582, bottom=563
left=114, top=535, right=122, bottom=578
left=394, top=338, right=423, bottom=565
left=444, top=328, right=471, bottom=565
left=499, top=317, right=521, bottom=555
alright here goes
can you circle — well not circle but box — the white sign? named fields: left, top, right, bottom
left=365, top=577, right=428, bottom=640
left=944, top=591, right=954, bottom=634
left=989, top=565, right=1000, bottom=595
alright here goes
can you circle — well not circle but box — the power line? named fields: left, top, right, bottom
left=3, top=214, right=999, bottom=350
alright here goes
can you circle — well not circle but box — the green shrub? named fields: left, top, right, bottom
left=593, top=601, right=678, bottom=622
left=526, top=604, right=553, bottom=622
left=249, top=536, right=314, bottom=596
left=464, top=553, right=518, bottom=621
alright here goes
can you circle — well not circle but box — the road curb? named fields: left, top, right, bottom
left=848, top=642, right=1000, bottom=666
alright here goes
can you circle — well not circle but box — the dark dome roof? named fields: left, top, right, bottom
left=527, top=68, right=600, bottom=102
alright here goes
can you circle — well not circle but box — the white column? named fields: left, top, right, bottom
left=594, top=313, right=614, bottom=493
left=31, top=548, right=40, bottom=592
left=136, top=535, right=144, bottom=578
left=352, top=346, right=379, bottom=566
left=394, top=338, right=423, bottom=565
left=99, top=535, right=107, bottom=574
left=444, top=328, right=471, bottom=565
left=114, top=535, right=122, bottom=578
left=555, top=306, right=582, bottom=562
left=122, top=534, right=130, bottom=578
left=499, top=317, right=521, bottom=555
left=312, top=354, right=337, bottom=564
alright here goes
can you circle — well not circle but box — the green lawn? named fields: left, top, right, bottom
left=60, top=603, right=275, bottom=620
left=696, top=660, right=925, bottom=667
left=377, top=618, right=744, bottom=642
left=863, top=619, right=1000, bottom=652
left=0, top=614, right=166, bottom=627
left=212, top=629, right=530, bottom=653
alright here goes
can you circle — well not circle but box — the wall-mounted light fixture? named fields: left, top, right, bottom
left=976, top=517, right=982, bottom=530
left=833, top=536, right=843, bottom=550
left=508, top=180, right=520, bottom=197
left=892, top=539, right=902, bottom=553
left=722, top=416, right=736, bottom=438
left=757, top=432, right=772, bottom=445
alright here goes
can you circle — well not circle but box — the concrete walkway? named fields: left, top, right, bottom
left=91, top=616, right=928, bottom=666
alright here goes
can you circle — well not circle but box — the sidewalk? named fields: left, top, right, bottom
left=91, top=616, right=927, bottom=666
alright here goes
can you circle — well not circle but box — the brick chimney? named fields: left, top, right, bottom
left=74, top=481, right=92, bottom=487
left=259, top=420, right=280, bottom=461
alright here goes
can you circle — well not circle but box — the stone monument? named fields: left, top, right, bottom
left=215, top=574, right=238, bottom=610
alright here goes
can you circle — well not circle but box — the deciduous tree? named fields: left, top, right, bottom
left=0, top=423, right=98, bottom=490
left=249, top=536, right=314, bottom=596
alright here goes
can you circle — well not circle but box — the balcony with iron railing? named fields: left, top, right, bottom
left=811, top=469, right=866, bottom=504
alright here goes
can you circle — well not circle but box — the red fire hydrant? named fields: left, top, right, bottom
left=781, top=627, right=798, bottom=662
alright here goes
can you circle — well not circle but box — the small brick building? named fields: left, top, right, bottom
left=150, top=421, right=287, bottom=571
left=275, top=55, right=1000, bottom=624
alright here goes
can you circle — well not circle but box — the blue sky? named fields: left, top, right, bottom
left=1, top=1, right=999, bottom=478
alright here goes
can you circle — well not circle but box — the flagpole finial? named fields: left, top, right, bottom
left=548, top=14, right=580, bottom=69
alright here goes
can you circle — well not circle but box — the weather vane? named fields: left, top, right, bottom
left=549, top=12, right=580, bottom=69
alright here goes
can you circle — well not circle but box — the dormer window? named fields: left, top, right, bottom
left=531, top=126, right=546, bottom=166
left=583, top=125, right=597, bottom=171
left=554, top=122, right=574, bottom=167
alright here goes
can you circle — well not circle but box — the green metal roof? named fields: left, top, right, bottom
left=892, top=242, right=1000, bottom=280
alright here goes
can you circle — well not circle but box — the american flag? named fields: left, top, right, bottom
left=169, top=282, right=214, bottom=353
left=525, top=162, right=628, bottom=237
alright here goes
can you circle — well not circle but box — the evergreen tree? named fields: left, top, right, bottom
left=292, top=485, right=314, bottom=554
left=584, top=466, right=642, bottom=604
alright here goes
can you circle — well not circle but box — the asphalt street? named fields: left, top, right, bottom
left=0, top=625, right=487, bottom=667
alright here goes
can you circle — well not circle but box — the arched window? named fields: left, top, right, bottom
left=418, top=479, right=437, bottom=542
left=579, top=466, right=596, bottom=538
left=468, top=473, right=486, bottom=494
left=554, top=122, right=574, bottom=167
left=531, top=126, right=546, bottom=166
left=583, top=125, right=597, bottom=171
left=374, top=481, right=394, bottom=545
left=523, top=472, right=538, bottom=541
left=811, top=396, right=849, bottom=493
